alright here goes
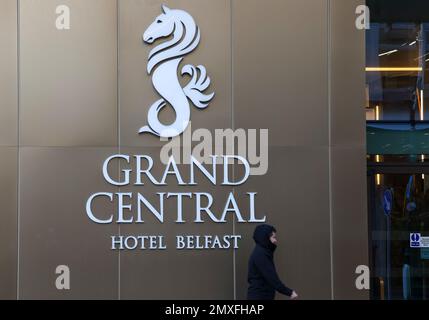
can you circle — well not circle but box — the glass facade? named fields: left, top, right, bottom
left=366, top=23, right=428, bottom=122
left=367, top=0, right=429, bottom=300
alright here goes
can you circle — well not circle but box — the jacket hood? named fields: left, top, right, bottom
left=253, top=224, right=277, bottom=252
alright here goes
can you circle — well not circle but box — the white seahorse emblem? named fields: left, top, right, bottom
left=139, top=5, right=215, bottom=138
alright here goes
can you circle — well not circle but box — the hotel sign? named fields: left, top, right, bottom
left=85, top=6, right=267, bottom=251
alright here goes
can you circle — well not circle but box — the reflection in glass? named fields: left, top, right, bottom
left=366, top=23, right=428, bottom=122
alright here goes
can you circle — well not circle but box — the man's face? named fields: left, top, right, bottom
left=270, top=232, right=277, bottom=245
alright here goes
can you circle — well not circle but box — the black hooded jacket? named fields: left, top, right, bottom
left=247, top=224, right=293, bottom=300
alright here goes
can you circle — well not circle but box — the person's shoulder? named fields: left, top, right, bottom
left=254, top=245, right=271, bottom=257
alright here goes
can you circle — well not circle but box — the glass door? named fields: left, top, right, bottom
left=368, top=167, right=429, bottom=300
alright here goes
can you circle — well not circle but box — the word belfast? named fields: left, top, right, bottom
left=111, top=234, right=242, bottom=250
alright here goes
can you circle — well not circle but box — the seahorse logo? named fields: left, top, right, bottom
left=139, top=5, right=215, bottom=138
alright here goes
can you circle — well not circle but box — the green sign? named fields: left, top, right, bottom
left=367, top=126, right=429, bottom=155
